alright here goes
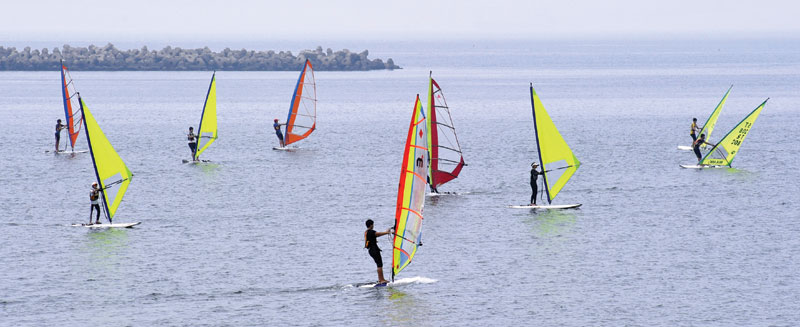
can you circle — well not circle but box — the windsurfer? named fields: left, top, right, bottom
left=187, top=127, right=198, bottom=161
left=55, top=119, right=67, bottom=151
left=89, top=182, right=102, bottom=225
left=364, top=219, right=392, bottom=284
left=690, top=118, right=700, bottom=142
left=692, top=133, right=713, bottom=162
left=530, top=163, right=544, bottom=205
left=273, top=118, right=285, bottom=147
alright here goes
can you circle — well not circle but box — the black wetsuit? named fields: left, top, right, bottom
left=693, top=138, right=706, bottom=161
left=89, top=188, right=101, bottom=223
left=365, top=229, right=382, bottom=268
left=55, top=122, right=65, bottom=143
left=530, top=168, right=543, bottom=204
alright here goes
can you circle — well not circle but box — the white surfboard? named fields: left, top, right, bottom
left=679, top=164, right=728, bottom=169
left=72, top=222, right=141, bottom=228
left=182, top=159, right=212, bottom=164
left=46, top=149, right=89, bottom=154
left=677, top=145, right=693, bottom=151
left=272, top=146, right=295, bottom=151
left=508, top=203, right=582, bottom=209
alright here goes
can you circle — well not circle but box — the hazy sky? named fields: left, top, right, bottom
left=1, top=0, right=798, bottom=42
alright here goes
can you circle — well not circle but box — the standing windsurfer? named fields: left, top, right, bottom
left=187, top=127, right=198, bottom=161
left=89, top=182, right=102, bottom=225
left=55, top=119, right=67, bottom=152
left=364, top=219, right=392, bottom=284
left=273, top=118, right=285, bottom=148
left=690, top=118, right=700, bottom=142
left=530, top=163, right=544, bottom=206
left=692, top=133, right=713, bottom=162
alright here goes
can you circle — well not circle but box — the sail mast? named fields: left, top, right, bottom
left=530, top=83, right=551, bottom=204
left=194, top=71, right=217, bottom=160
left=284, top=59, right=317, bottom=146
left=427, top=71, right=437, bottom=188
left=698, top=85, right=732, bottom=141
left=79, top=94, right=111, bottom=222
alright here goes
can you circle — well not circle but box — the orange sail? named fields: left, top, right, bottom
left=60, top=61, right=82, bottom=150
left=284, top=59, right=317, bottom=145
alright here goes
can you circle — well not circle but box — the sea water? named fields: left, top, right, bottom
left=1, top=39, right=799, bottom=326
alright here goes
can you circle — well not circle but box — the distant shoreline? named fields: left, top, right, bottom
left=0, top=43, right=400, bottom=71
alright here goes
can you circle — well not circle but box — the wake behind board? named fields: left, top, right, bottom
left=71, top=222, right=141, bottom=228
left=508, top=203, right=582, bottom=209
left=680, top=164, right=729, bottom=169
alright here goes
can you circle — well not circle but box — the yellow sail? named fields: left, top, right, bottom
left=392, top=95, right=428, bottom=280
left=530, top=84, right=580, bottom=203
left=698, top=85, right=732, bottom=142
left=700, top=99, right=768, bottom=167
left=194, top=73, right=218, bottom=159
left=81, top=97, right=132, bottom=221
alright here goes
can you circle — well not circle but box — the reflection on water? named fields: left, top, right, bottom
left=380, top=289, right=432, bottom=327
left=524, top=209, right=577, bottom=238
left=84, top=228, right=130, bottom=268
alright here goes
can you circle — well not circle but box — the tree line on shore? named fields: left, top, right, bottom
left=0, top=43, right=400, bottom=71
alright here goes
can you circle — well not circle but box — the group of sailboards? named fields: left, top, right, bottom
left=678, top=85, right=769, bottom=169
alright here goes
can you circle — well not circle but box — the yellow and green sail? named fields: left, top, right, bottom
left=530, top=84, right=580, bottom=203
left=392, top=95, right=428, bottom=281
left=194, top=72, right=218, bottom=160
left=700, top=99, right=768, bottom=167
left=698, top=85, right=732, bottom=142
left=80, top=97, right=132, bottom=222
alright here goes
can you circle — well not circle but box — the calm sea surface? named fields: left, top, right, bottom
left=2, top=39, right=800, bottom=326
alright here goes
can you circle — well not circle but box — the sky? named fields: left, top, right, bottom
left=1, top=0, right=798, bottom=43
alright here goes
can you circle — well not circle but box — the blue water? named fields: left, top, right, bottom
left=2, top=39, right=800, bottom=326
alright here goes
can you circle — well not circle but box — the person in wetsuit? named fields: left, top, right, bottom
left=692, top=133, right=713, bottom=162
left=273, top=118, right=285, bottom=148
left=690, top=118, right=700, bottom=142
left=89, top=182, right=102, bottom=225
left=530, top=162, right=544, bottom=205
left=364, top=219, right=392, bottom=284
left=55, top=119, right=67, bottom=152
left=187, top=127, right=197, bottom=161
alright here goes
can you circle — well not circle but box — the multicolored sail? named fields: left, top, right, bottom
left=392, top=95, right=428, bottom=281
left=194, top=72, right=218, bottom=160
left=698, top=85, right=732, bottom=142
left=426, top=72, right=465, bottom=190
left=530, top=84, right=580, bottom=204
left=699, top=99, right=768, bottom=167
left=60, top=61, right=83, bottom=150
left=284, top=59, right=317, bottom=146
left=80, top=96, right=132, bottom=222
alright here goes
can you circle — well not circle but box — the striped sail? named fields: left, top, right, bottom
left=80, top=96, right=132, bottom=222
left=700, top=99, right=768, bottom=167
left=392, top=95, right=428, bottom=280
left=427, top=73, right=465, bottom=190
left=194, top=72, right=218, bottom=160
left=531, top=84, right=580, bottom=204
left=60, top=61, right=82, bottom=150
left=285, top=59, right=317, bottom=146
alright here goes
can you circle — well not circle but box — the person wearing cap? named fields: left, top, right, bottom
left=364, top=219, right=392, bottom=284
left=187, top=126, right=198, bottom=161
left=273, top=118, right=285, bottom=148
left=692, top=133, right=714, bottom=162
left=530, top=162, right=544, bottom=206
left=690, top=118, right=700, bottom=142
left=55, top=119, right=68, bottom=152
left=89, top=182, right=102, bottom=225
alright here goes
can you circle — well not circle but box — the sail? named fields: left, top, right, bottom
left=60, top=61, right=82, bottom=149
left=700, top=99, right=768, bottom=167
left=80, top=97, right=132, bottom=221
left=194, top=72, right=218, bottom=160
left=284, top=59, right=317, bottom=146
left=427, top=73, right=465, bottom=189
left=392, top=95, right=428, bottom=280
left=698, top=85, right=732, bottom=142
left=530, top=84, right=580, bottom=204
